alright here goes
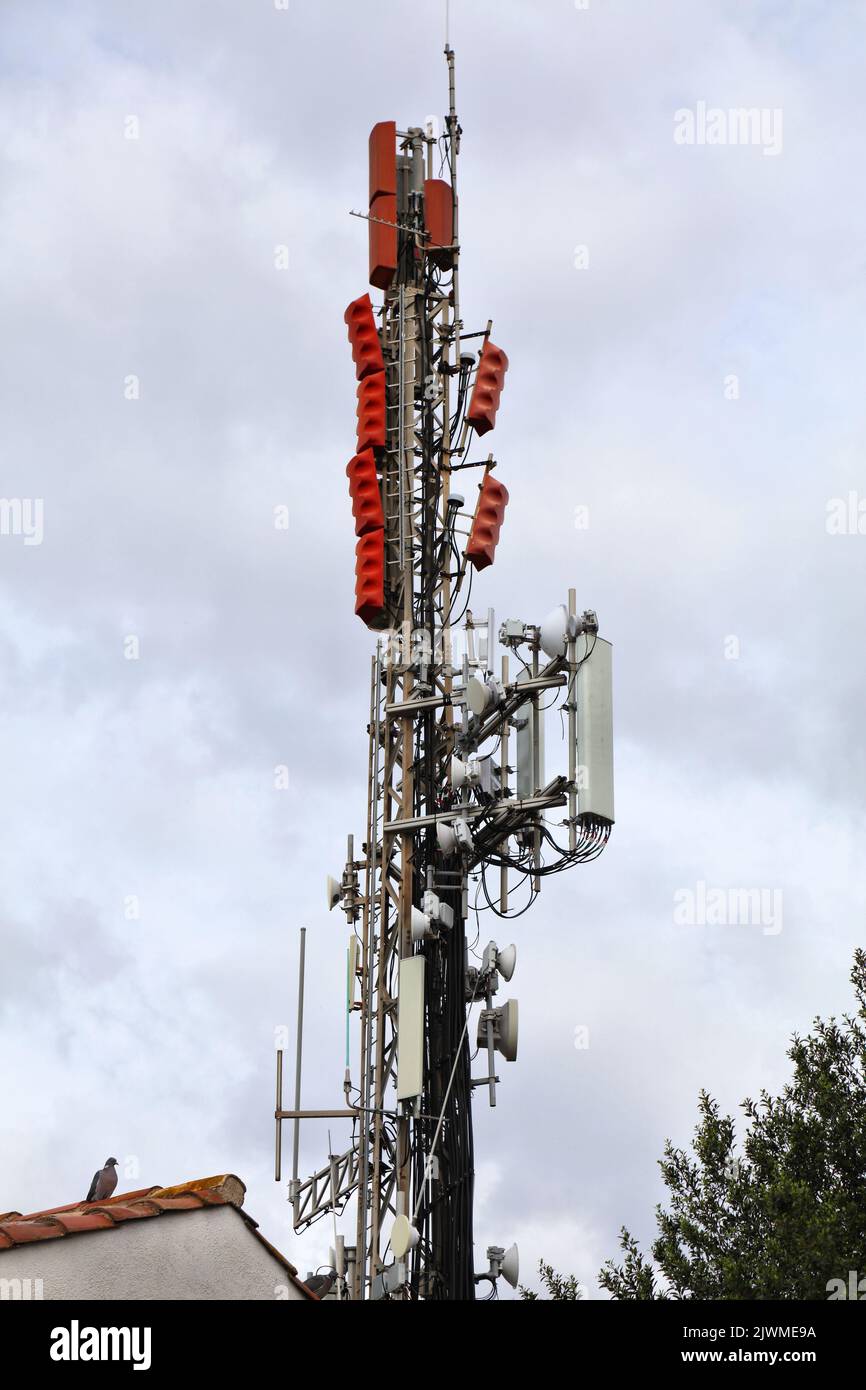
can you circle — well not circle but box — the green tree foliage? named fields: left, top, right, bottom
left=600, top=949, right=866, bottom=1300
left=519, top=1260, right=583, bottom=1300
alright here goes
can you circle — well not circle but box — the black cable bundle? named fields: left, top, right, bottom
left=410, top=899, right=475, bottom=1300
left=403, top=275, right=476, bottom=1300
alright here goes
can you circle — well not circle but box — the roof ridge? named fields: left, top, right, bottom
left=89, top=1198, right=161, bottom=1216
left=0, top=1175, right=307, bottom=1292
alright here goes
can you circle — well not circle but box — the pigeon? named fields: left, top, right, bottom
left=85, top=1157, right=119, bottom=1203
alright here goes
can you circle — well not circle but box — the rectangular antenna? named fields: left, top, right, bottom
left=576, top=637, right=614, bottom=824
left=396, top=956, right=425, bottom=1101
left=516, top=669, right=545, bottom=798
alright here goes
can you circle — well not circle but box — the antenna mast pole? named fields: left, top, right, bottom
left=275, top=45, right=614, bottom=1301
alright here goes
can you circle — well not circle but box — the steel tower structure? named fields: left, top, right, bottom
left=274, top=48, right=614, bottom=1301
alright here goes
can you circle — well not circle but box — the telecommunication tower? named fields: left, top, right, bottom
left=273, top=47, right=614, bottom=1301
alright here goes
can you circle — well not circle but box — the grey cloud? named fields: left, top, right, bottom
left=1, top=0, right=864, bottom=1294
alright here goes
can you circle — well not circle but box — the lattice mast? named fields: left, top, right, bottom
left=274, top=48, right=614, bottom=1302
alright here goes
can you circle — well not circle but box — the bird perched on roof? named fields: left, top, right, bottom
left=85, top=1157, right=119, bottom=1203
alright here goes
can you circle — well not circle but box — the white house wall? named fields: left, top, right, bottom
left=0, top=1206, right=307, bottom=1300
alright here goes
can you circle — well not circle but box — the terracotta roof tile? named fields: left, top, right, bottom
left=147, top=1196, right=207, bottom=1213
left=19, top=1201, right=87, bottom=1218
left=0, top=1177, right=237, bottom=1247
left=50, top=1212, right=116, bottom=1235
left=20, top=1189, right=159, bottom=1220
left=0, top=1219, right=64, bottom=1245
left=0, top=1173, right=311, bottom=1295
left=92, top=1187, right=160, bottom=1205
left=151, top=1175, right=245, bottom=1204
left=88, top=1202, right=159, bottom=1222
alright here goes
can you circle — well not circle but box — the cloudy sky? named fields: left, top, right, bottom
left=1, top=0, right=865, bottom=1298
